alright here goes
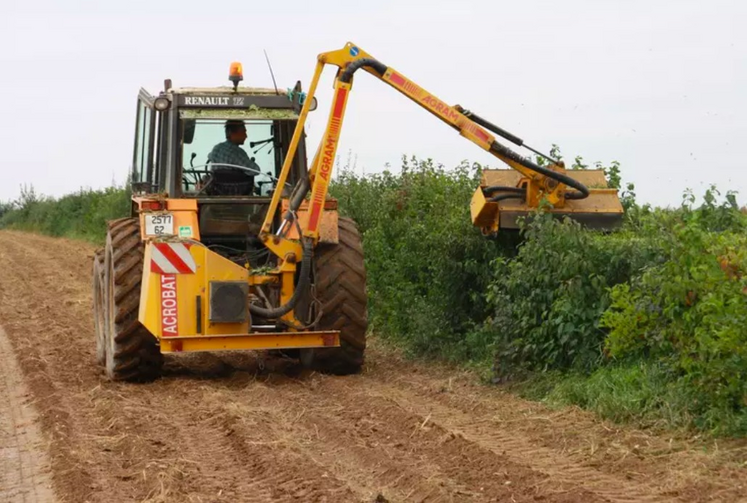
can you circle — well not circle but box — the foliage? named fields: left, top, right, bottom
left=331, top=155, right=516, bottom=363
left=0, top=183, right=130, bottom=243
left=484, top=215, right=664, bottom=379
left=333, top=155, right=747, bottom=436
left=600, top=190, right=747, bottom=433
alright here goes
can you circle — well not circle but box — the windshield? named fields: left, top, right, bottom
left=181, top=119, right=276, bottom=196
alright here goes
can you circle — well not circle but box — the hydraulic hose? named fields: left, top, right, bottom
left=456, top=107, right=590, bottom=200
left=489, top=142, right=589, bottom=200
left=483, top=186, right=526, bottom=195
left=487, top=193, right=526, bottom=204
left=284, top=176, right=310, bottom=221
left=339, top=58, right=387, bottom=83
left=248, top=238, right=312, bottom=318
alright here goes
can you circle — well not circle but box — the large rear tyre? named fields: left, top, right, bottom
left=103, top=218, right=163, bottom=382
left=301, top=217, right=368, bottom=375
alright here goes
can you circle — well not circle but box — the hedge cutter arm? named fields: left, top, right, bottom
left=261, top=42, right=623, bottom=241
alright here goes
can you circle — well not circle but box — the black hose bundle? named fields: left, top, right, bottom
left=248, top=238, right=312, bottom=318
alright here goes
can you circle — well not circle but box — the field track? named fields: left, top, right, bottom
left=0, top=230, right=745, bottom=502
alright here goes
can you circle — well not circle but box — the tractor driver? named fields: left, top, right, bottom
left=206, top=120, right=261, bottom=194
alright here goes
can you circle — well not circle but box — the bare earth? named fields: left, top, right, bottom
left=0, top=230, right=746, bottom=503
left=0, top=324, right=55, bottom=503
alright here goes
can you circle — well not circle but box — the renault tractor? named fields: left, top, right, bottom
left=92, top=42, right=622, bottom=381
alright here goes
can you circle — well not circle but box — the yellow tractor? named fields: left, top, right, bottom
left=92, top=42, right=622, bottom=381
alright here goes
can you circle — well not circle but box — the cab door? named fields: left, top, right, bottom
left=131, top=89, right=157, bottom=194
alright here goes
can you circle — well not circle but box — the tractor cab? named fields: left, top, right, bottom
left=129, top=64, right=318, bottom=250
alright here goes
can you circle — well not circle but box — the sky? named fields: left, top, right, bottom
left=1, top=0, right=745, bottom=208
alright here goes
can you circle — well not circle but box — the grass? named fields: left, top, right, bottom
left=514, top=362, right=747, bottom=437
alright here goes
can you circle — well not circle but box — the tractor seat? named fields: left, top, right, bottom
left=206, top=168, right=255, bottom=196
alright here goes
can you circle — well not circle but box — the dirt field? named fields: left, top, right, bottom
left=0, top=230, right=746, bottom=503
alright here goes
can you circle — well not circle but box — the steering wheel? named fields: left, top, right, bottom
left=192, top=163, right=289, bottom=196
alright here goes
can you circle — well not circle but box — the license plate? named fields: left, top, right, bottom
left=144, top=213, right=175, bottom=236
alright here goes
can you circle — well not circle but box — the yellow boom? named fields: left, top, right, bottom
left=261, top=42, right=623, bottom=239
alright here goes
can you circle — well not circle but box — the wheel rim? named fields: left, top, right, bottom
left=93, top=258, right=107, bottom=365
left=104, top=242, right=117, bottom=378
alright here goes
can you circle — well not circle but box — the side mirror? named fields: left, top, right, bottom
left=182, top=119, right=196, bottom=144
left=291, top=80, right=317, bottom=112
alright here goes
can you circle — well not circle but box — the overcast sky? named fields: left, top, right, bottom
left=1, top=0, right=744, bottom=207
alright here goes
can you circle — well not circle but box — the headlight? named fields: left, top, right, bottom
left=154, top=97, right=171, bottom=111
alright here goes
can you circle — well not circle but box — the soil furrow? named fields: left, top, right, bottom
left=370, top=382, right=667, bottom=502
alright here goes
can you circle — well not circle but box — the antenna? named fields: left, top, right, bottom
left=264, top=49, right=279, bottom=95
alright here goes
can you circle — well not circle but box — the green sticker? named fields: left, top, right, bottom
left=178, top=226, right=193, bottom=237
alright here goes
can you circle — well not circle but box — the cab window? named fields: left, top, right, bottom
left=181, top=119, right=276, bottom=196
left=132, top=100, right=155, bottom=188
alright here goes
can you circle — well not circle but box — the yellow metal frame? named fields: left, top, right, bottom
left=470, top=168, right=623, bottom=234
left=262, top=42, right=564, bottom=240
left=160, top=331, right=339, bottom=353
left=138, top=237, right=331, bottom=353
left=262, top=42, right=622, bottom=244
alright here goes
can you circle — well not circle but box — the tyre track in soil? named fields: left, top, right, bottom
left=0, top=230, right=746, bottom=503
left=0, top=324, right=55, bottom=502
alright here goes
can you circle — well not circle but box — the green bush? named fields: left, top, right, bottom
left=484, top=214, right=664, bottom=378
left=331, top=156, right=517, bottom=363
left=333, top=158, right=747, bottom=435
left=0, top=184, right=130, bottom=243
left=601, top=198, right=747, bottom=432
